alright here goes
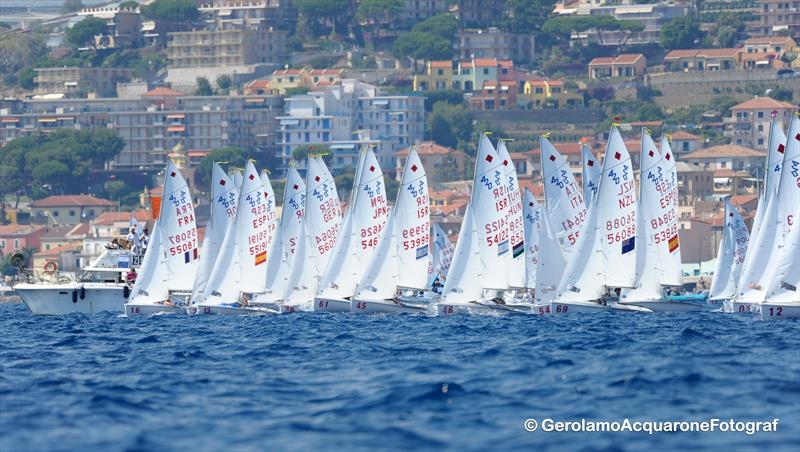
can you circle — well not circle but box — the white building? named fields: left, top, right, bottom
left=277, top=79, right=425, bottom=172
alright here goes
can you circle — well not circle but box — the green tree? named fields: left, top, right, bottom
left=770, top=87, right=793, bottom=102
left=424, top=89, right=463, bottom=111
left=0, top=129, right=124, bottom=198
left=141, top=0, right=199, bottom=22
left=502, top=0, right=557, bottom=35
left=119, top=1, right=139, bottom=8
left=294, top=0, right=350, bottom=38
left=103, top=179, right=129, bottom=200
left=358, top=0, right=403, bottom=46
left=291, top=144, right=331, bottom=165
left=195, top=147, right=250, bottom=191
left=65, top=17, right=107, bottom=50
left=393, top=32, right=453, bottom=61
left=411, top=13, right=458, bottom=39
left=715, top=26, right=737, bottom=48
left=660, top=17, right=701, bottom=50
left=427, top=102, right=473, bottom=150
left=0, top=33, right=48, bottom=87
left=196, top=77, right=213, bottom=96
left=215, top=74, right=232, bottom=95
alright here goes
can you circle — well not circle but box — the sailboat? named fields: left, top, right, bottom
left=617, top=131, right=693, bottom=312
left=350, top=147, right=431, bottom=313
left=708, top=200, right=750, bottom=305
left=437, top=134, right=513, bottom=315
left=194, top=161, right=277, bottom=315
left=286, top=156, right=342, bottom=311
left=251, top=167, right=306, bottom=313
left=190, top=163, right=239, bottom=305
left=540, top=135, right=587, bottom=258
left=552, top=126, right=638, bottom=313
left=730, top=117, right=788, bottom=313
left=759, top=114, right=800, bottom=319
left=315, top=147, right=388, bottom=311
left=496, top=140, right=528, bottom=301
left=428, top=223, right=453, bottom=292
left=125, top=160, right=200, bottom=316
left=581, top=143, right=601, bottom=205
left=524, top=192, right=567, bottom=316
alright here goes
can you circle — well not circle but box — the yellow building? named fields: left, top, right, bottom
left=413, top=61, right=454, bottom=91
left=522, top=80, right=583, bottom=108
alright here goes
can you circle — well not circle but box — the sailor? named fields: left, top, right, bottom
left=139, top=227, right=149, bottom=253
left=126, top=268, right=137, bottom=285
left=127, top=227, right=140, bottom=253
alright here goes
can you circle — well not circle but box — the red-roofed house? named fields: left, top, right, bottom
left=670, top=130, right=702, bottom=154
left=395, top=142, right=467, bottom=183
left=0, top=225, right=47, bottom=255
left=683, top=144, right=766, bottom=172
left=91, top=210, right=151, bottom=238
left=469, top=80, right=518, bottom=111
left=522, top=79, right=584, bottom=108
left=726, top=97, right=795, bottom=150
left=588, top=54, right=646, bottom=79
left=30, top=195, right=115, bottom=225
left=663, top=49, right=741, bottom=71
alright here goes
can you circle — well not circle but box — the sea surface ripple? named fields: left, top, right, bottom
left=1, top=303, right=799, bottom=451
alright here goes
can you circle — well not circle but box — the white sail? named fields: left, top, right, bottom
left=540, top=135, right=587, bottom=255
left=285, top=156, right=342, bottom=304
left=736, top=119, right=788, bottom=300
left=191, top=164, right=238, bottom=302
left=354, top=212, right=398, bottom=301
left=598, top=127, right=638, bottom=287
left=764, top=202, right=800, bottom=303
left=318, top=148, right=388, bottom=299
left=622, top=131, right=670, bottom=301
left=263, top=167, right=305, bottom=301
left=740, top=116, right=800, bottom=301
left=581, top=144, right=601, bottom=205
left=129, top=219, right=164, bottom=303
left=522, top=189, right=542, bottom=289
left=129, top=161, right=199, bottom=303
left=260, top=169, right=279, bottom=266
left=496, top=140, right=526, bottom=288
left=429, top=223, right=454, bottom=287
left=709, top=201, right=750, bottom=300
left=655, top=135, right=683, bottom=286
left=536, top=208, right=566, bottom=304
left=394, top=148, right=430, bottom=289
left=472, top=134, right=510, bottom=290
left=557, top=126, right=637, bottom=300
left=442, top=203, right=483, bottom=303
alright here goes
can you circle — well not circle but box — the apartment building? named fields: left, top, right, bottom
left=34, top=67, right=133, bottom=98
left=563, top=2, right=691, bottom=46
left=198, top=0, right=298, bottom=31
left=277, top=80, right=425, bottom=172
left=166, top=28, right=287, bottom=68
left=413, top=58, right=527, bottom=93
left=725, top=97, right=795, bottom=150
left=402, top=0, right=449, bottom=23
left=0, top=88, right=284, bottom=170
left=30, top=195, right=115, bottom=226
left=753, top=0, right=800, bottom=39
left=456, top=28, right=535, bottom=64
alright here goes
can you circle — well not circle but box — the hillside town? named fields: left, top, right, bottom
left=1, top=0, right=798, bottom=279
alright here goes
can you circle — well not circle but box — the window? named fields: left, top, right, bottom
left=758, top=138, right=764, bottom=145
left=757, top=124, right=764, bottom=132
left=757, top=111, right=764, bottom=118
left=14, top=239, right=20, bottom=248
left=483, top=68, right=489, bottom=75
left=52, top=211, right=59, bottom=217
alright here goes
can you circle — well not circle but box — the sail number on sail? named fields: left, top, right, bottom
left=168, top=190, right=198, bottom=258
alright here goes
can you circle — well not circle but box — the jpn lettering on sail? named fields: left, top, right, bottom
left=540, top=136, right=587, bottom=255
left=496, top=140, right=526, bottom=288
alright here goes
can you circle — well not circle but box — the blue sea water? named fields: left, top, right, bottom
left=1, top=302, right=799, bottom=451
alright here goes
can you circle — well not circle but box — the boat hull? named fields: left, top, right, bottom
left=436, top=301, right=531, bottom=316
left=350, top=299, right=428, bottom=314
left=759, top=303, right=800, bottom=320
left=124, top=303, right=188, bottom=317
left=15, top=283, right=127, bottom=315
left=313, top=297, right=350, bottom=313
left=723, top=299, right=757, bottom=314
left=618, top=300, right=703, bottom=312
left=550, top=300, right=608, bottom=314
left=194, top=304, right=276, bottom=315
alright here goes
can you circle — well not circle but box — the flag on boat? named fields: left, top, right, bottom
left=255, top=251, right=267, bottom=265
left=498, top=239, right=509, bottom=255
left=668, top=234, right=680, bottom=253
left=184, top=248, right=199, bottom=263
left=512, top=240, right=524, bottom=258
left=416, top=244, right=428, bottom=260
left=621, top=236, right=635, bottom=254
